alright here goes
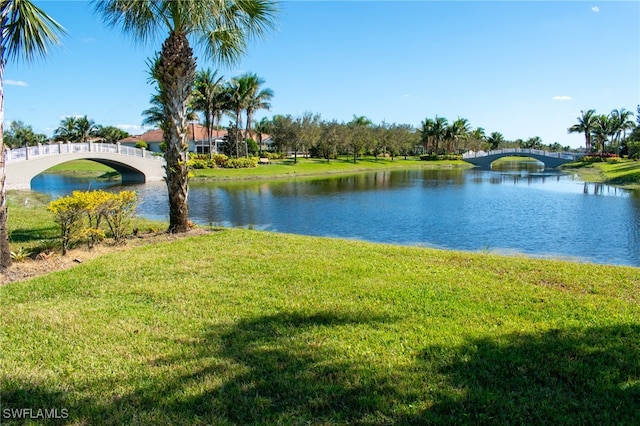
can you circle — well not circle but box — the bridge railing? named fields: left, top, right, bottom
left=4, top=142, right=164, bottom=163
left=462, top=148, right=584, bottom=161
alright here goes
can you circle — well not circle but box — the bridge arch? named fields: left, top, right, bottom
left=5, top=143, right=166, bottom=190
left=462, top=149, right=584, bottom=169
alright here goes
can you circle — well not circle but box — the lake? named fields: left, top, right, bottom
left=31, top=163, right=640, bottom=267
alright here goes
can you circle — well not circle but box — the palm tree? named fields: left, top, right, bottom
left=428, top=116, right=448, bottom=154
left=487, top=132, right=505, bottom=150
left=446, top=117, right=470, bottom=154
left=242, top=73, right=273, bottom=143
left=591, top=114, right=611, bottom=154
left=141, top=93, right=166, bottom=129
left=0, top=0, right=66, bottom=268
left=225, top=76, right=251, bottom=158
left=469, top=127, right=486, bottom=152
left=54, top=116, right=79, bottom=142
left=254, top=116, right=273, bottom=155
left=609, top=108, right=635, bottom=155
left=568, top=109, right=597, bottom=152
left=94, top=0, right=277, bottom=233
left=192, top=68, right=224, bottom=157
left=75, top=115, right=99, bottom=142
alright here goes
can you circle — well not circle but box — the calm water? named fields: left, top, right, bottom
left=32, top=163, right=640, bottom=267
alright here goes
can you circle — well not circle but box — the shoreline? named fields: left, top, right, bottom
left=42, top=157, right=640, bottom=189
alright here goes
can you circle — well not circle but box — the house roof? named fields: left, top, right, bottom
left=119, top=124, right=270, bottom=144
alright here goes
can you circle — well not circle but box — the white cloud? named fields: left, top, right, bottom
left=553, top=95, right=572, bottom=101
left=5, top=80, right=28, bottom=87
left=591, top=6, right=599, bottom=13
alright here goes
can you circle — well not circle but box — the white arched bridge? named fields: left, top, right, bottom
left=4, top=142, right=166, bottom=190
left=462, top=148, right=585, bottom=169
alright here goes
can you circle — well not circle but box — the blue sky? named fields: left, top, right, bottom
left=4, top=1, right=639, bottom=148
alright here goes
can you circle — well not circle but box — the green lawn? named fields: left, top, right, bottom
left=6, top=191, right=164, bottom=254
left=44, top=160, right=121, bottom=179
left=190, top=156, right=472, bottom=181
left=2, top=227, right=638, bottom=425
left=562, top=159, right=640, bottom=189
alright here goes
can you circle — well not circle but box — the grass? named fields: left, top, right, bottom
left=6, top=191, right=165, bottom=255
left=562, top=159, right=640, bottom=189
left=3, top=157, right=639, bottom=424
left=2, top=226, right=639, bottom=424
left=190, top=156, right=472, bottom=181
left=6, top=191, right=59, bottom=253
left=44, top=160, right=121, bottom=180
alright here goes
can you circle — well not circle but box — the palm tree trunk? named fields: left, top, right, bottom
left=158, top=31, right=196, bottom=234
left=235, top=109, right=241, bottom=158
left=0, top=56, right=12, bottom=268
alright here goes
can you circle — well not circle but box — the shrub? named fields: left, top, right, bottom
left=420, top=154, right=462, bottom=161
left=265, top=152, right=285, bottom=160
left=47, top=190, right=138, bottom=254
left=72, top=190, right=111, bottom=249
left=135, top=140, right=148, bottom=150
left=582, top=153, right=617, bottom=162
left=10, top=247, right=32, bottom=262
left=226, top=157, right=258, bottom=169
left=191, top=159, right=208, bottom=169
left=47, top=195, right=85, bottom=255
left=102, top=191, right=137, bottom=243
left=212, top=154, right=229, bottom=168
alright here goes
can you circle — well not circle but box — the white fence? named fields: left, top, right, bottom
left=462, top=148, right=583, bottom=161
left=5, top=142, right=164, bottom=163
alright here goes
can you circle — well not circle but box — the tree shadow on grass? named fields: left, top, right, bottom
left=157, top=310, right=406, bottom=424
left=8, top=227, right=58, bottom=244
left=410, top=324, right=640, bottom=425
left=2, top=310, right=404, bottom=425
left=3, top=316, right=639, bottom=425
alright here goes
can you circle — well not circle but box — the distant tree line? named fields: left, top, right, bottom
left=568, top=107, right=638, bottom=157
left=4, top=115, right=130, bottom=148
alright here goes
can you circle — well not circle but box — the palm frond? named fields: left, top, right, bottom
left=2, top=0, right=67, bottom=63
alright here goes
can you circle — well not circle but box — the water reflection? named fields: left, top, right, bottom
left=30, top=165, right=640, bottom=267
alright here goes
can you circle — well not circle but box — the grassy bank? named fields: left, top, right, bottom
left=562, top=159, right=640, bottom=189
left=191, top=157, right=471, bottom=181
left=44, top=160, right=121, bottom=180
left=45, top=157, right=472, bottom=182
left=6, top=191, right=164, bottom=254
left=2, top=225, right=639, bottom=424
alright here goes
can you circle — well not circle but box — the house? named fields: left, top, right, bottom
left=119, top=124, right=271, bottom=155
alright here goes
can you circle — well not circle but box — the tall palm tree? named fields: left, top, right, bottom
left=428, top=116, right=448, bottom=154
left=591, top=114, right=611, bottom=154
left=568, top=109, right=597, bottom=152
left=609, top=108, right=635, bottom=155
left=469, top=127, right=486, bottom=152
left=487, top=132, right=505, bottom=150
left=225, top=75, right=253, bottom=157
left=75, top=115, right=99, bottom=142
left=254, top=116, right=273, bottom=155
left=54, top=116, right=79, bottom=142
left=420, top=118, right=434, bottom=153
left=192, top=68, right=224, bottom=157
left=241, top=72, right=273, bottom=143
left=446, top=117, right=470, bottom=154
left=0, top=0, right=66, bottom=268
left=93, top=0, right=277, bottom=233
left=141, top=93, right=166, bottom=129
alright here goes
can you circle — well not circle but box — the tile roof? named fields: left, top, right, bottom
left=118, top=124, right=269, bottom=144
